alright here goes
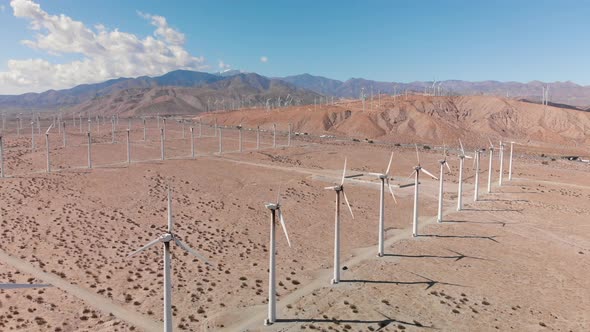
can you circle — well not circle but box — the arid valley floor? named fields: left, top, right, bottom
left=0, top=113, right=589, bottom=332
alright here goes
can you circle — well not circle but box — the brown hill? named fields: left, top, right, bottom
left=196, top=95, right=590, bottom=150
left=66, top=74, right=320, bottom=118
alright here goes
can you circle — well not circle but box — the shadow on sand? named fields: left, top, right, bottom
left=461, top=207, right=523, bottom=212
left=419, top=234, right=500, bottom=243
left=276, top=310, right=435, bottom=330
left=477, top=198, right=529, bottom=202
left=341, top=272, right=466, bottom=291
left=443, top=219, right=513, bottom=227
left=384, top=249, right=489, bottom=262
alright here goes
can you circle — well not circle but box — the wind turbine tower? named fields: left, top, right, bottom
left=128, top=188, right=210, bottom=332
left=436, top=145, right=451, bottom=223
left=456, top=140, right=473, bottom=211
left=367, top=153, right=397, bottom=256
left=409, top=145, right=438, bottom=236
left=324, top=159, right=357, bottom=282
left=263, top=189, right=292, bottom=325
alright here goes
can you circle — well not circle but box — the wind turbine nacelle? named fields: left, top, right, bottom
left=264, top=203, right=279, bottom=210
left=160, top=233, right=173, bottom=243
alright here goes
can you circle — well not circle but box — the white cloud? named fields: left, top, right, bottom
left=218, top=60, right=230, bottom=70
left=0, top=0, right=207, bottom=94
left=260, top=56, right=268, bottom=63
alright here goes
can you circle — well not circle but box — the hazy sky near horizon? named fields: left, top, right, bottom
left=0, top=0, right=588, bottom=94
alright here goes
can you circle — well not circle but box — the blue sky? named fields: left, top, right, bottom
left=0, top=0, right=589, bottom=94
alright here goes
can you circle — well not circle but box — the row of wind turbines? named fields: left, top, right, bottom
left=0, top=135, right=518, bottom=332
left=127, top=138, right=518, bottom=330
left=0, top=117, right=293, bottom=178
left=264, top=138, right=518, bottom=325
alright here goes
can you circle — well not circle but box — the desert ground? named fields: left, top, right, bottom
left=0, top=101, right=589, bottom=332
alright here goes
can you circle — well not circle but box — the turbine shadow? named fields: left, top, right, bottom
left=384, top=249, right=489, bottom=262
left=341, top=272, right=467, bottom=290
left=443, top=219, right=512, bottom=227
left=419, top=234, right=500, bottom=243
left=276, top=310, right=435, bottom=330
left=477, top=198, right=529, bottom=202
left=461, top=208, right=523, bottom=212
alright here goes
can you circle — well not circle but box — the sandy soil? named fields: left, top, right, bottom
left=0, top=118, right=588, bottom=331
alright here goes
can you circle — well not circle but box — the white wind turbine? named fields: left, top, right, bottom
left=409, top=145, right=438, bottom=237
left=473, top=148, right=482, bottom=201
left=436, top=144, right=452, bottom=223
left=324, top=158, right=357, bottom=282
left=127, top=188, right=210, bottom=332
left=456, top=140, right=473, bottom=211
left=498, top=141, right=505, bottom=186
left=264, top=188, right=292, bottom=325
left=367, top=153, right=397, bottom=257
left=487, top=139, right=495, bottom=193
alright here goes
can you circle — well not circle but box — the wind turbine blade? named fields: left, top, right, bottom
left=421, top=168, right=439, bottom=180
left=0, top=283, right=52, bottom=290
left=276, top=185, right=281, bottom=205
left=459, top=139, right=465, bottom=155
left=407, top=170, right=417, bottom=180
left=367, top=172, right=385, bottom=177
left=385, top=152, right=394, bottom=175
left=386, top=179, right=398, bottom=204
left=465, top=155, right=473, bottom=159
left=278, top=209, right=292, bottom=247
left=340, top=158, right=347, bottom=186
left=127, top=237, right=161, bottom=257
left=167, top=187, right=173, bottom=233
left=174, top=238, right=211, bottom=265
left=415, top=144, right=420, bottom=164
left=342, top=189, right=354, bottom=219
left=488, top=138, right=494, bottom=148
left=445, top=161, right=451, bottom=173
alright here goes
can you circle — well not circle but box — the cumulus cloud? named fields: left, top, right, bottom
left=260, top=56, right=268, bottom=63
left=0, top=0, right=207, bottom=94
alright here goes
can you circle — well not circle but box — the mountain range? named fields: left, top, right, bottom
left=280, top=74, right=590, bottom=108
left=1, top=70, right=590, bottom=115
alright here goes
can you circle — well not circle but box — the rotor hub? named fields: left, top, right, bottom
left=264, top=203, right=279, bottom=210
left=160, top=233, right=173, bottom=243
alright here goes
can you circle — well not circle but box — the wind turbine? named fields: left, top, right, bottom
left=487, top=139, right=495, bottom=193
left=264, top=188, right=292, bottom=325
left=498, top=141, right=505, bottom=186
left=324, top=158, right=357, bottom=283
left=409, top=145, right=438, bottom=237
left=473, top=148, right=482, bottom=201
left=436, top=144, right=451, bottom=223
left=128, top=187, right=210, bottom=332
left=456, top=140, right=473, bottom=211
left=508, top=141, right=515, bottom=181
left=367, top=153, right=397, bottom=257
